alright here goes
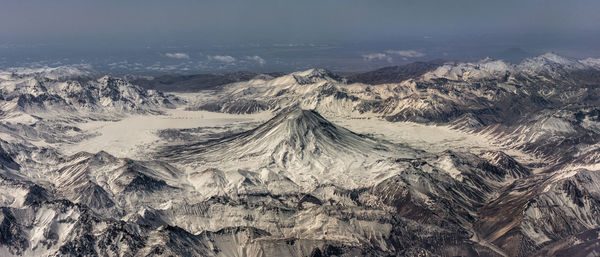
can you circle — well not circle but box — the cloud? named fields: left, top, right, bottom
left=165, top=52, right=190, bottom=59
left=209, top=55, right=236, bottom=63
left=246, top=55, right=266, bottom=65
left=362, top=50, right=425, bottom=62
left=362, top=53, right=392, bottom=62
left=385, top=50, right=425, bottom=58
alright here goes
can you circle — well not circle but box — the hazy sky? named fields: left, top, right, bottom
left=1, top=0, right=598, bottom=46
left=1, top=0, right=599, bottom=73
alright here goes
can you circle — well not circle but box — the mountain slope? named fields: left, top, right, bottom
left=161, top=108, right=416, bottom=189
left=2, top=55, right=600, bottom=256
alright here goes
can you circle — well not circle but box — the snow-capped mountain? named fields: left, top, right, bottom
left=193, top=54, right=600, bottom=161
left=160, top=108, right=416, bottom=190
left=0, top=66, right=182, bottom=152
left=2, top=54, right=600, bottom=256
left=0, top=73, right=179, bottom=117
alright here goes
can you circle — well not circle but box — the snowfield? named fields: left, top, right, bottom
left=59, top=108, right=271, bottom=158
left=2, top=54, right=600, bottom=256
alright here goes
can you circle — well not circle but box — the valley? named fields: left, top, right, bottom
left=1, top=54, right=600, bottom=256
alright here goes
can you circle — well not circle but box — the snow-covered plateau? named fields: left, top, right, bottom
left=1, top=54, right=600, bottom=256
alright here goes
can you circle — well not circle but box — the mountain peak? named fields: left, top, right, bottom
left=528, top=52, right=578, bottom=67
left=234, top=108, right=341, bottom=147
left=277, top=108, right=324, bottom=124
left=159, top=108, right=412, bottom=189
left=424, top=58, right=511, bottom=81
left=518, top=52, right=583, bottom=73
left=97, top=75, right=131, bottom=86
left=292, top=68, right=330, bottom=77
left=536, top=52, right=572, bottom=63
left=291, top=69, right=339, bottom=84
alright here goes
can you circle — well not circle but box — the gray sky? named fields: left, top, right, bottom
left=1, top=0, right=598, bottom=46
left=1, top=0, right=599, bottom=73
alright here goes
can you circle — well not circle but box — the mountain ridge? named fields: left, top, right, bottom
left=1, top=53, right=600, bottom=256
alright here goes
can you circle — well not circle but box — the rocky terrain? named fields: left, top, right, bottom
left=1, top=53, right=600, bottom=256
